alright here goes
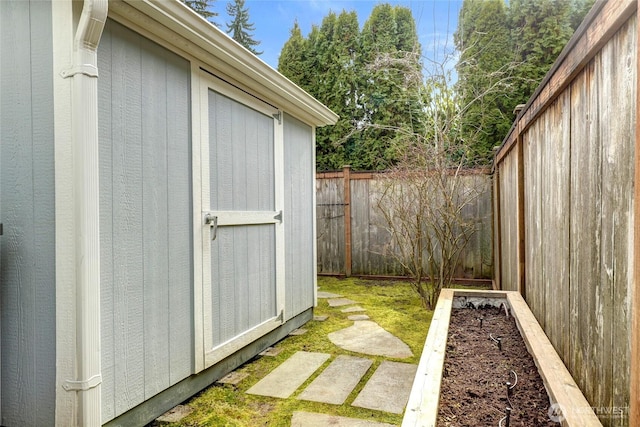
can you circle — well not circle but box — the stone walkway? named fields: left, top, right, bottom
left=245, top=290, right=417, bottom=426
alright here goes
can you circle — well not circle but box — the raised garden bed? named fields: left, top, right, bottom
left=402, top=289, right=602, bottom=427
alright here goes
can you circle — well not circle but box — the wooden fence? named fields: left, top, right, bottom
left=316, top=166, right=493, bottom=280
left=493, top=1, right=639, bottom=425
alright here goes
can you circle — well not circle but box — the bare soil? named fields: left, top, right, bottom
left=437, top=307, right=558, bottom=426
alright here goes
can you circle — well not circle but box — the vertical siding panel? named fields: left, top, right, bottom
left=110, top=24, right=146, bottom=415
left=29, top=1, right=56, bottom=423
left=141, top=41, right=170, bottom=398
left=284, top=115, right=314, bottom=318
left=98, top=26, right=116, bottom=421
left=98, top=21, right=194, bottom=419
left=0, top=0, right=56, bottom=424
left=165, top=47, right=193, bottom=383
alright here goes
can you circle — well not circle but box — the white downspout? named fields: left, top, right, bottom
left=60, top=0, right=108, bottom=425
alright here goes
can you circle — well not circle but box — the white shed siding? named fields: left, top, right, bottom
left=98, top=20, right=193, bottom=422
left=0, top=1, right=56, bottom=425
left=283, top=114, right=316, bottom=319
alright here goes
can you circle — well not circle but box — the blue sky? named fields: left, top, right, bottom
left=216, top=0, right=464, bottom=73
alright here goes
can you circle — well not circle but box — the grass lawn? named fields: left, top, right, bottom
left=156, top=277, right=434, bottom=426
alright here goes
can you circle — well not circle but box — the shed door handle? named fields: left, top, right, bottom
left=205, top=214, right=218, bottom=241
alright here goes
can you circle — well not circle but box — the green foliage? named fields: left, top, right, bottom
left=226, top=0, right=262, bottom=55
left=182, top=0, right=219, bottom=25
left=454, top=0, right=595, bottom=165
left=278, top=4, right=424, bottom=171
left=454, top=0, right=515, bottom=164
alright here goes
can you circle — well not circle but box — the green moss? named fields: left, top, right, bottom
left=160, top=277, right=432, bottom=426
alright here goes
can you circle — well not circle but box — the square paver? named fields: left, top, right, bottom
left=246, top=351, right=330, bottom=399
left=259, top=347, right=283, bottom=357
left=342, top=306, right=366, bottom=313
left=291, top=411, right=396, bottom=427
left=328, top=298, right=358, bottom=307
left=156, top=405, right=193, bottom=423
left=216, top=371, right=248, bottom=385
left=298, top=355, right=372, bottom=405
left=318, top=291, right=343, bottom=299
left=348, top=314, right=370, bottom=321
left=352, top=361, right=417, bottom=414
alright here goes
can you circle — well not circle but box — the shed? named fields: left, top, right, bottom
left=0, top=0, right=338, bottom=425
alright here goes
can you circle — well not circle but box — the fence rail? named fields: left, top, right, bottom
left=316, top=166, right=493, bottom=280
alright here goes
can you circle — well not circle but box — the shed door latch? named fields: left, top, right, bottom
left=205, top=214, right=218, bottom=241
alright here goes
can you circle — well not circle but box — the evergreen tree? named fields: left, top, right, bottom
left=226, top=0, right=262, bottom=55
left=454, top=0, right=513, bottom=164
left=278, top=21, right=310, bottom=88
left=454, top=0, right=593, bottom=165
left=569, top=0, right=596, bottom=31
left=508, top=0, right=574, bottom=101
left=357, top=4, right=425, bottom=170
left=182, top=0, right=218, bottom=25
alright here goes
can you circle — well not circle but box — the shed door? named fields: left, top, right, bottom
left=200, top=73, right=285, bottom=368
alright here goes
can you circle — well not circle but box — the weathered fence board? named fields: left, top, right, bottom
left=495, top=4, right=637, bottom=425
left=316, top=177, right=345, bottom=274
left=498, top=149, right=518, bottom=291
left=316, top=168, right=493, bottom=279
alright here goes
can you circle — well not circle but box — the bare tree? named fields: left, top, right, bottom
left=371, top=44, right=515, bottom=309
left=376, top=142, right=488, bottom=309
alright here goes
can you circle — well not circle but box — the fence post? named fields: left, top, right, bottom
left=343, top=165, right=352, bottom=277
left=516, top=127, right=526, bottom=299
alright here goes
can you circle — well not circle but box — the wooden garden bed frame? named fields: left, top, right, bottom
left=402, top=289, right=602, bottom=427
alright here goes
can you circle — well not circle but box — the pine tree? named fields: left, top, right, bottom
left=226, top=0, right=262, bottom=55
left=182, top=0, right=218, bottom=25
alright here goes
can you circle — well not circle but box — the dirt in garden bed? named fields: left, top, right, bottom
left=437, top=307, right=558, bottom=426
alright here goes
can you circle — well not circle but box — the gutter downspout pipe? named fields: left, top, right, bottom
left=60, top=0, right=108, bottom=424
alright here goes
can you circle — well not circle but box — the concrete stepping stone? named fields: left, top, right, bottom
left=318, top=291, right=342, bottom=299
left=156, top=405, right=193, bottom=423
left=314, top=315, right=329, bottom=321
left=328, top=298, right=358, bottom=307
left=289, top=328, right=308, bottom=336
left=352, top=361, right=418, bottom=414
left=298, top=355, right=372, bottom=405
left=291, top=411, right=396, bottom=427
left=348, top=314, right=370, bottom=321
left=342, top=306, right=366, bottom=313
left=216, top=371, right=248, bottom=385
left=328, top=320, right=413, bottom=358
left=259, top=346, right=282, bottom=357
left=246, top=351, right=330, bottom=399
